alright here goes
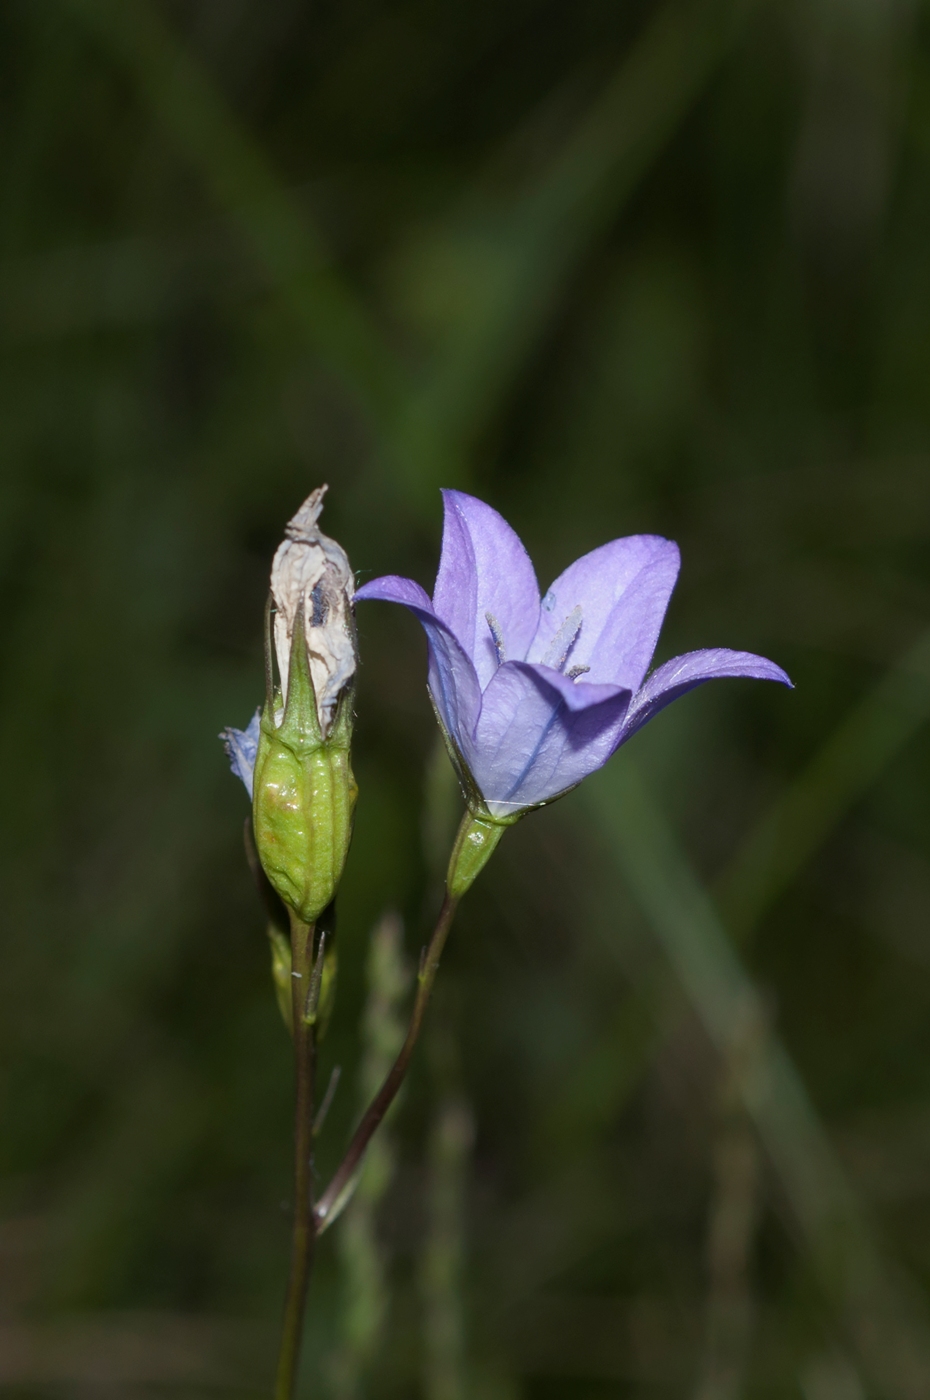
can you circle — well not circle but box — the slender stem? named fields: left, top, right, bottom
left=275, top=914, right=317, bottom=1400
left=315, top=891, right=459, bottom=1228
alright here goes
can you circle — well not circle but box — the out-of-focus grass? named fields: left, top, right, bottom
left=2, top=0, right=930, bottom=1395
left=586, top=759, right=930, bottom=1399
left=718, top=629, right=930, bottom=945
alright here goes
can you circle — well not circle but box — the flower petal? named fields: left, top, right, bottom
left=221, top=708, right=261, bottom=799
left=432, top=490, right=540, bottom=686
left=620, top=648, right=793, bottom=743
left=512, top=663, right=631, bottom=713
left=356, top=574, right=433, bottom=610
left=355, top=573, right=482, bottom=754
left=472, top=661, right=632, bottom=816
left=528, top=535, right=680, bottom=690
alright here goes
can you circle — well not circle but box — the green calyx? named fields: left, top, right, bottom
left=446, top=807, right=519, bottom=899
left=252, top=608, right=357, bottom=926
left=428, top=701, right=520, bottom=899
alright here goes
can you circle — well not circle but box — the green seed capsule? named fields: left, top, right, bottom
left=252, top=598, right=357, bottom=925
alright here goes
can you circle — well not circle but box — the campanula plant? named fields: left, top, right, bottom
left=222, top=486, right=790, bottom=1400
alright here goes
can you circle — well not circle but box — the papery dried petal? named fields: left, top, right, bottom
left=271, top=486, right=356, bottom=737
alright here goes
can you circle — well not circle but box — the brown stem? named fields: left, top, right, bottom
left=275, top=914, right=317, bottom=1400
left=314, top=891, right=459, bottom=1228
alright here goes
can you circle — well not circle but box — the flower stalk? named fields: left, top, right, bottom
left=275, top=912, right=319, bottom=1400
left=314, top=879, right=462, bottom=1232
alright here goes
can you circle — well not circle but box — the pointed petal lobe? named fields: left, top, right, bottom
left=529, top=535, right=680, bottom=690
left=620, top=648, right=793, bottom=743
left=355, top=573, right=482, bottom=754
left=432, top=490, right=540, bottom=686
left=355, top=574, right=433, bottom=610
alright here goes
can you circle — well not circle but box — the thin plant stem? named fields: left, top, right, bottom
left=315, top=891, right=459, bottom=1229
left=275, top=913, right=318, bottom=1400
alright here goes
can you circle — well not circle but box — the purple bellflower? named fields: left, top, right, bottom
left=356, top=491, right=791, bottom=821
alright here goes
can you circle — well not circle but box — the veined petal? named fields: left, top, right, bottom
left=529, top=535, right=680, bottom=690
left=473, top=661, right=632, bottom=816
left=512, top=662, right=630, bottom=713
left=433, top=490, right=540, bottom=686
left=355, top=573, right=482, bottom=755
left=221, top=709, right=261, bottom=799
left=620, top=648, right=793, bottom=743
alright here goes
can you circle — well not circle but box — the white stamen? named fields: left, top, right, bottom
left=543, top=605, right=582, bottom=672
left=486, top=612, right=506, bottom=665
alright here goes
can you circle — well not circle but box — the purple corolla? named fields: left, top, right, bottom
left=356, top=491, right=791, bottom=820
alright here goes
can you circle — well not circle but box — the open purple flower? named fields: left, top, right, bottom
left=356, top=491, right=791, bottom=820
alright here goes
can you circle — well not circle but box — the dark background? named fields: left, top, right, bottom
left=3, top=0, right=930, bottom=1396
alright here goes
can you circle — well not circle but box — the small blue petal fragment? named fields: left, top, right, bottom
left=220, top=708, right=261, bottom=799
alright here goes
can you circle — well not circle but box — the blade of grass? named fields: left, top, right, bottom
left=585, top=759, right=930, bottom=1400
left=717, top=629, right=930, bottom=943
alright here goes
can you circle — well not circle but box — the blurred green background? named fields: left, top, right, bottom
left=3, top=0, right=930, bottom=1395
